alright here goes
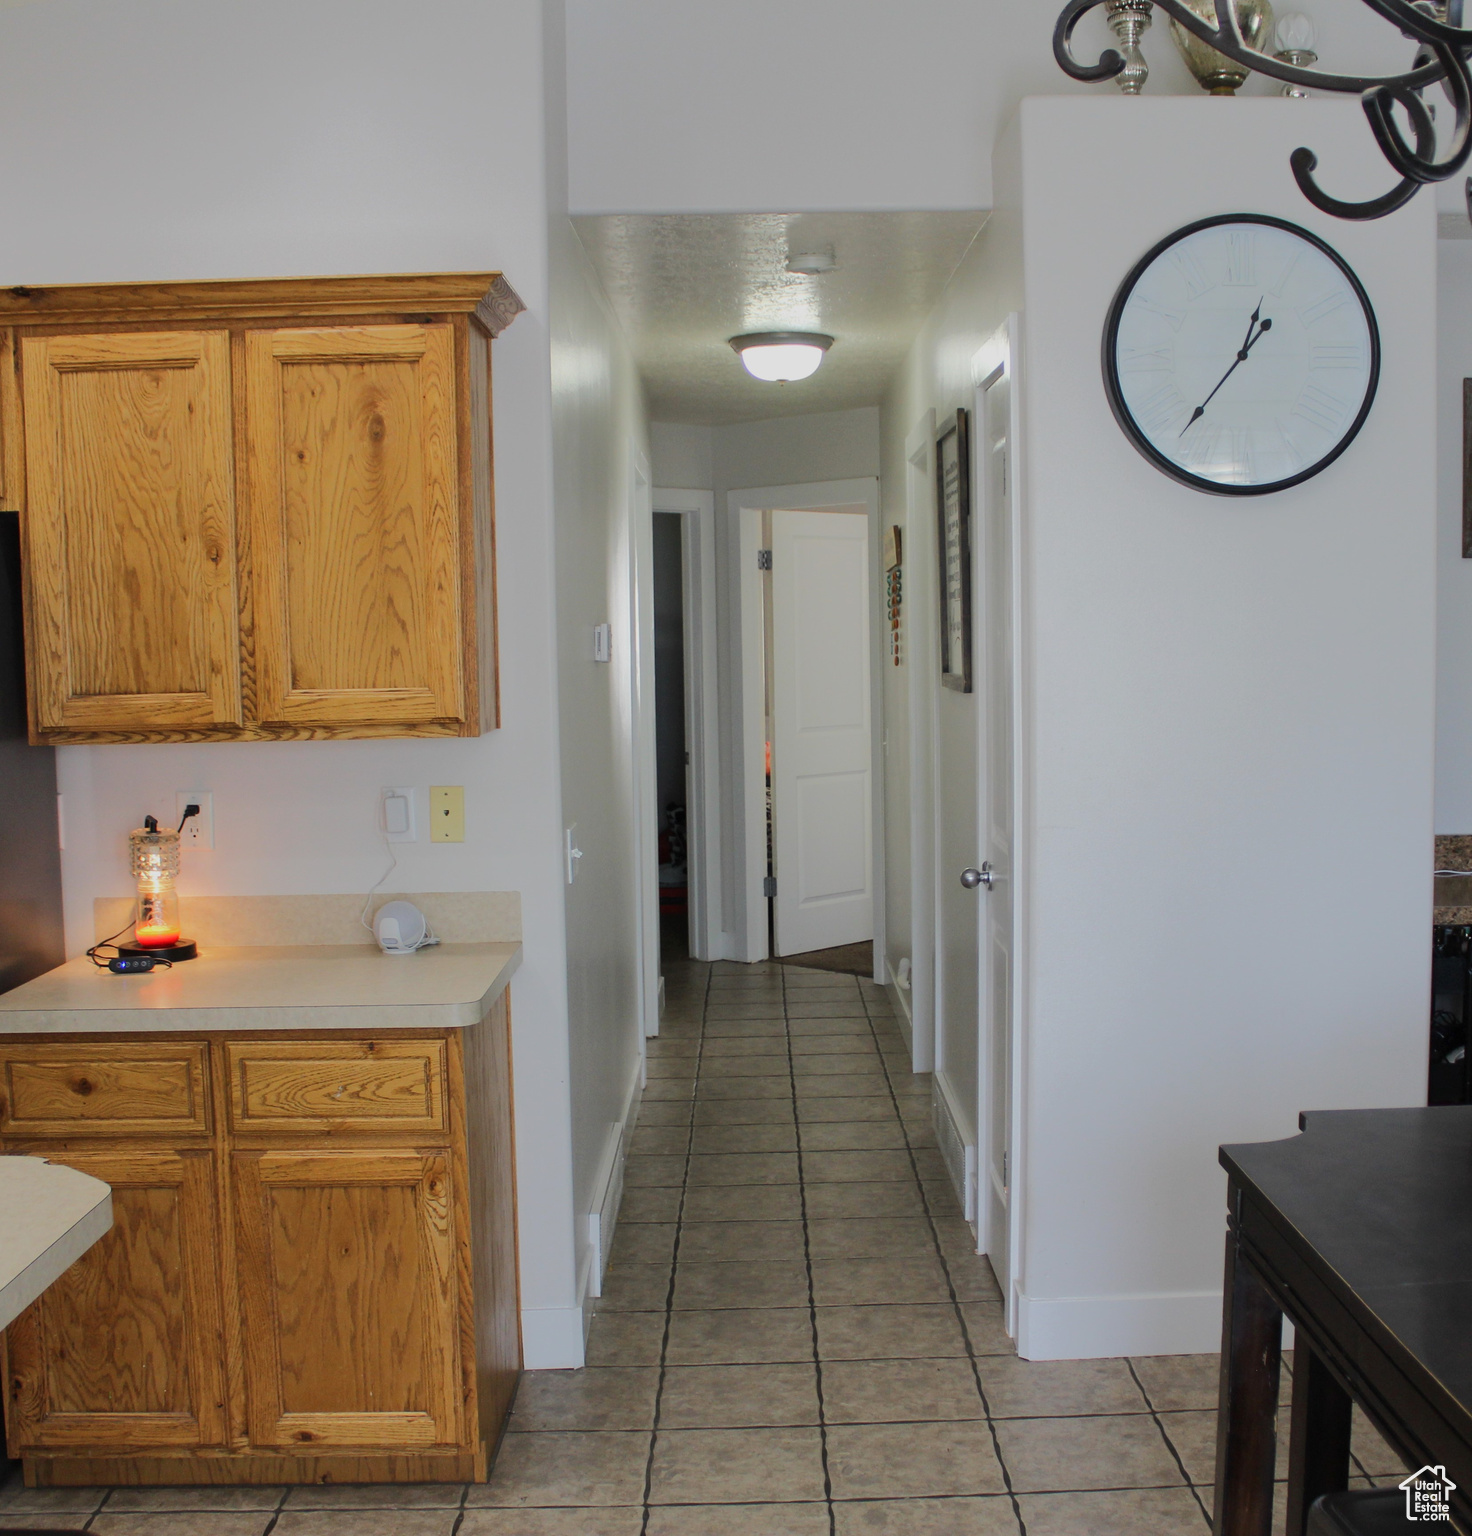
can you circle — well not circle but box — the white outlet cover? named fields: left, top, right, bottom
left=382, top=787, right=417, bottom=843
left=175, top=791, right=214, bottom=849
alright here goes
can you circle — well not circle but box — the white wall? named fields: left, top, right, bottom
left=565, top=0, right=1426, bottom=215
left=1012, top=97, right=1435, bottom=1358
left=879, top=172, right=1024, bottom=1075
left=1436, top=242, right=1472, bottom=832
left=548, top=211, right=653, bottom=1331
left=0, top=0, right=634, bottom=1371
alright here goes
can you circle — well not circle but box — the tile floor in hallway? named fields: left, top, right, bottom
left=0, top=958, right=1409, bottom=1536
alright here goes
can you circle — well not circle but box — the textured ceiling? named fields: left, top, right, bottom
left=571, top=211, right=987, bottom=426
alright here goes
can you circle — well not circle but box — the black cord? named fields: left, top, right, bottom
left=86, top=919, right=171, bottom=971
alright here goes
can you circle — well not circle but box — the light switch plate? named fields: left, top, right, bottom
left=593, top=623, right=611, bottom=663
left=381, top=787, right=417, bottom=843
left=176, top=791, right=214, bottom=848
left=430, top=786, right=465, bottom=843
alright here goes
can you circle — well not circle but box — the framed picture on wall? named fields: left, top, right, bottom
left=1463, top=380, right=1472, bottom=558
left=936, top=408, right=972, bottom=692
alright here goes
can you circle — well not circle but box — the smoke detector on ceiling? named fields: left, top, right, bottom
left=786, top=247, right=837, bottom=276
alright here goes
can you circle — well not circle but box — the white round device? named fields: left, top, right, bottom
left=373, top=900, right=434, bottom=956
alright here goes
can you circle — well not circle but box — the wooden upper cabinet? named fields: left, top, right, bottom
left=22, top=330, right=240, bottom=734
left=246, top=324, right=466, bottom=728
left=0, top=273, right=523, bottom=744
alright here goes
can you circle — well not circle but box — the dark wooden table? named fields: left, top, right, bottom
left=1214, top=1107, right=1472, bottom=1535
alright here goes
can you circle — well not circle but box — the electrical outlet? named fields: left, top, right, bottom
left=381, top=787, right=417, bottom=843
left=430, top=786, right=465, bottom=843
left=176, top=791, right=214, bottom=848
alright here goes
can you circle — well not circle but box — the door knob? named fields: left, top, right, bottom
left=960, top=863, right=994, bottom=891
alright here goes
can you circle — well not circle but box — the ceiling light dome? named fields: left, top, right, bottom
left=729, top=332, right=833, bottom=383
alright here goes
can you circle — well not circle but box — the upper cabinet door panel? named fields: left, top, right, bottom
left=246, top=325, right=465, bottom=727
left=21, top=331, right=241, bottom=733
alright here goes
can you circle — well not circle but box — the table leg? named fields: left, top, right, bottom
left=1213, top=1227, right=1283, bottom=1536
left=1284, top=1342, right=1352, bottom=1536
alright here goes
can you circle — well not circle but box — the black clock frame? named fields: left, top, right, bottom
left=1101, top=213, right=1382, bottom=498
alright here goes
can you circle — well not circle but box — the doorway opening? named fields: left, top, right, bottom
left=732, top=478, right=884, bottom=976
left=652, top=510, right=689, bottom=966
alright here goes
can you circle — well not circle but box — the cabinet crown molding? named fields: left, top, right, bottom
left=0, top=272, right=526, bottom=336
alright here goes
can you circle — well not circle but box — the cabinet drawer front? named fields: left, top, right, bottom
left=226, top=1040, right=448, bottom=1133
left=0, top=1044, right=209, bottom=1136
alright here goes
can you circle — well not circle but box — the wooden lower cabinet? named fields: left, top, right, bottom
left=4, top=1147, right=227, bottom=1453
left=0, top=994, right=519, bottom=1486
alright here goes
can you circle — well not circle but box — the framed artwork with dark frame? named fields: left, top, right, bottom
left=1464, top=380, right=1472, bottom=558
left=936, top=408, right=973, bottom=692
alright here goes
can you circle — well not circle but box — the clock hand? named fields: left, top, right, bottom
left=1180, top=310, right=1274, bottom=436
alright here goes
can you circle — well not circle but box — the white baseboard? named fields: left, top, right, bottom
left=931, top=1072, right=977, bottom=1225
left=583, top=1062, right=644, bottom=1302
left=519, top=1305, right=587, bottom=1370
left=1015, top=1287, right=1223, bottom=1361
left=887, top=975, right=913, bottom=1055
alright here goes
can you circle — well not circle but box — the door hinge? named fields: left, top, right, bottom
left=763, top=875, right=777, bottom=898
left=757, top=549, right=772, bottom=571
left=1003, top=1151, right=1010, bottom=1189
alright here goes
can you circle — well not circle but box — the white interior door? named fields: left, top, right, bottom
left=979, top=351, right=1017, bottom=1304
left=935, top=445, right=982, bottom=1224
left=770, top=508, right=873, bottom=956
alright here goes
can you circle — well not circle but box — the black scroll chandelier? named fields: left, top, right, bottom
left=1053, top=0, right=1472, bottom=219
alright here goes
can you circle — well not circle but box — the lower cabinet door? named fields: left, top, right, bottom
left=4, top=1147, right=227, bottom=1453
left=232, top=1148, right=464, bottom=1451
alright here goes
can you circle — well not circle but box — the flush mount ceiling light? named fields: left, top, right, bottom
left=729, top=331, right=834, bottom=383
left=786, top=247, right=838, bottom=275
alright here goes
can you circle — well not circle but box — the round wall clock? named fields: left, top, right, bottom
left=1102, top=214, right=1379, bottom=496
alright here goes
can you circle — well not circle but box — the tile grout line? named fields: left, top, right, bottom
left=448, top=1474, right=471, bottom=1535
left=1125, top=1356, right=1213, bottom=1529
left=637, top=959, right=712, bottom=1535
left=781, top=963, right=837, bottom=1536
left=857, top=981, right=1030, bottom=1536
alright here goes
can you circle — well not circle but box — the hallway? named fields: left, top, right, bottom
left=0, top=964, right=1409, bottom=1535
left=476, top=959, right=1392, bottom=1535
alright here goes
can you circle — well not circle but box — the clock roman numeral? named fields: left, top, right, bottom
left=1310, top=343, right=1363, bottom=370
left=1168, top=246, right=1215, bottom=300
left=1268, top=246, right=1302, bottom=299
left=1182, top=424, right=1251, bottom=480
left=1118, top=343, right=1174, bottom=374
left=1298, top=289, right=1352, bottom=327
left=1135, top=380, right=1187, bottom=437
left=1275, top=421, right=1305, bottom=474
left=1133, top=295, right=1188, bottom=331
left=1291, top=381, right=1350, bottom=434
left=1222, top=229, right=1256, bottom=287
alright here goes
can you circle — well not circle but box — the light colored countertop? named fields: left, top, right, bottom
left=0, top=942, right=521, bottom=1034
left=0, top=1156, right=111, bottom=1330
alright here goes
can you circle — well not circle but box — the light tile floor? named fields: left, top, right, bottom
left=0, top=957, right=1408, bottom=1536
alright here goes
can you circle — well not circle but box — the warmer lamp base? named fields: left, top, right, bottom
left=117, top=940, right=198, bottom=963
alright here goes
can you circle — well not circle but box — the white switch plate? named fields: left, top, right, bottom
left=176, top=791, right=213, bottom=848
left=381, top=787, right=417, bottom=843
left=593, top=623, right=611, bottom=663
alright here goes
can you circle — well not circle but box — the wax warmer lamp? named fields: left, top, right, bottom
left=118, top=816, right=197, bottom=963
